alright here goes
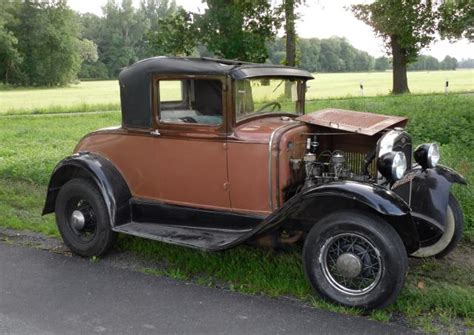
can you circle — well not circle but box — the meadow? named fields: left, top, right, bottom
left=0, top=91, right=473, bottom=332
left=0, top=69, right=472, bottom=114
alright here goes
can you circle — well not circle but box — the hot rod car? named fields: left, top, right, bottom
left=43, top=57, right=466, bottom=309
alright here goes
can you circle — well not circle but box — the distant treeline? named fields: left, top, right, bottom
left=267, top=37, right=472, bottom=73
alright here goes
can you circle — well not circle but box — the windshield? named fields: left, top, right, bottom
left=235, top=78, right=303, bottom=120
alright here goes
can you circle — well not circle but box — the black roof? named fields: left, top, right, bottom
left=119, top=56, right=313, bottom=81
left=118, top=57, right=314, bottom=128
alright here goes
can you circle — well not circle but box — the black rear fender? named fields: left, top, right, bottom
left=42, top=152, right=131, bottom=227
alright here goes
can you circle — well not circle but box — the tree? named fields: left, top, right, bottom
left=408, top=55, right=439, bottom=71
left=374, top=56, right=390, bottom=71
left=147, top=8, right=198, bottom=56
left=352, top=1, right=438, bottom=94
left=299, top=38, right=321, bottom=72
left=139, top=0, right=178, bottom=58
left=0, top=2, right=23, bottom=84
left=10, top=0, right=81, bottom=86
left=438, top=0, right=473, bottom=42
left=99, top=0, right=148, bottom=77
left=352, top=0, right=472, bottom=94
left=440, top=55, right=458, bottom=70
left=458, top=58, right=474, bottom=69
left=268, top=36, right=376, bottom=73
left=198, top=0, right=281, bottom=62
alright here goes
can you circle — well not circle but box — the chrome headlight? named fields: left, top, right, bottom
left=414, top=143, right=440, bottom=169
left=377, top=151, right=407, bottom=181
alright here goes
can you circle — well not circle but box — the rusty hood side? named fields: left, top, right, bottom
left=296, top=108, right=408, bottom=136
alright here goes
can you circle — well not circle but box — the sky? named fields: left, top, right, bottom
left=68, top=0, right=474, bottom=60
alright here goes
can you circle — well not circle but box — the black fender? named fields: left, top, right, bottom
left=237, top=181, right=419, bottom=253
left=42, top=152, right=132, bottom=227
left=391, top=164, right=467, bottom=238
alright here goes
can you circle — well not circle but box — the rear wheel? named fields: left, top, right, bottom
left=303, top=211, right=407, bottom=310
left=55, top=178, right=117, bottom=257
left=411, top=193, right=464, bottom=259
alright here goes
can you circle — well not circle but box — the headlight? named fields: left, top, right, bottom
left=414, top=143, right=440, bottom=169
left=377, top=151, right=407, bottom=181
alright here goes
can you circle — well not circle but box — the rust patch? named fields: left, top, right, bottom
left=297, top=108, right=408, bottom=136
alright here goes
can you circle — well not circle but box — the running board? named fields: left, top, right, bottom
left=113, top=222, right=251, bottom=250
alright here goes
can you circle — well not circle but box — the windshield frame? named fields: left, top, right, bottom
left=233, top=77, right=306, bottom=124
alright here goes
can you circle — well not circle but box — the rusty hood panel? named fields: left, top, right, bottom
left=297, top=108, right=408, bottom=136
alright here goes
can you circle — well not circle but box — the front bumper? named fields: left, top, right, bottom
left=391, top=165, right=466, bottom=241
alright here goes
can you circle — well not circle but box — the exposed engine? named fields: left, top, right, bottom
left=291, top=135, right=373, bottom=189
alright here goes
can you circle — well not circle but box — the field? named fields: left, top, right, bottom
left=0, top=90, right=473, bottom=332
left=0, top=69, right=473, bottom=114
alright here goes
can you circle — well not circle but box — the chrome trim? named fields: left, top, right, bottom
left=378, top=130, right=400, bottom=157
left=268, top=123, right=296, bottom=211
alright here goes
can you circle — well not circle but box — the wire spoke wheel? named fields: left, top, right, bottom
left=321, top=233, right=383, bottom=295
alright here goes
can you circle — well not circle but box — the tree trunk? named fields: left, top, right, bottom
left=390, top=36, right=409, bottom=94
left=285, top=0, right=296, bottom=98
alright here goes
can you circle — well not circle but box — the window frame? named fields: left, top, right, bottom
left=232, top=77, right=306, bottom=126
left=152, top=74, right=229, bottom=135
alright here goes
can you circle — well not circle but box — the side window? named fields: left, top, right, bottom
left=158, top=79, right=223, bottom=126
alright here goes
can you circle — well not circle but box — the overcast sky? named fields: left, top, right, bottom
left=68, top=0, right=473, bottom=60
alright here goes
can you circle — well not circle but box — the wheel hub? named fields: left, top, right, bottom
left=71, top=210, right=86, bottom=230
left=335, top=253, right=362, bottom=278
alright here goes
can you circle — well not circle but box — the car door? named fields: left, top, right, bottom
left=146, top=76, right=231, bottom=211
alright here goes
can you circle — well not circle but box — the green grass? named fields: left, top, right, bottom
left=1, top=70, right=472, bottom=114
left=0, top=94, right=473, bottom=332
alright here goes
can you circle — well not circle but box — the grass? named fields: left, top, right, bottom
left=1, top=69, right=472, bottom=114
left=0, top=93, right=473, bottom=332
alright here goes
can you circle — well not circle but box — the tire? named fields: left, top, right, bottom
left=303, top=211, right=408, bottom=310
left=55, top=178, right=117, bottom=257
left=411, top=193, right=464, bottom=259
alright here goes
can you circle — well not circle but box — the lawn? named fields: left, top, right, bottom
left=1, top=69, right=473, bottom=114
left=0, top=93, right=473, bottom=332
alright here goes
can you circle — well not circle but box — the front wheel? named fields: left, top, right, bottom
left=303, top=211, right=408, bottom=310
left=55, top=178, right=117, bottom=257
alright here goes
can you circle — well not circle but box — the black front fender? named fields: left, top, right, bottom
left=392, top=164, right=467, bottom=235
left=243, top=181, right=419, bottom=253
left=42, top=152, right=131, bottom=227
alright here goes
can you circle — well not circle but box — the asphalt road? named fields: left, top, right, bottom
left=0, top=242, right=416, bottom=335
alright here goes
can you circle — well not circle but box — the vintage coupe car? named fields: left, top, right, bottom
left=43, top=57, right=466, bottom=309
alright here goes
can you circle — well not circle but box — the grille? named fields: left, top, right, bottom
left=343, top=151, right=377, bottom=177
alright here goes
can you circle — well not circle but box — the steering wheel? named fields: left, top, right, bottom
left=255, top=101, right=282, bottom=113
left=179, top=116, right=198, bottom=123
